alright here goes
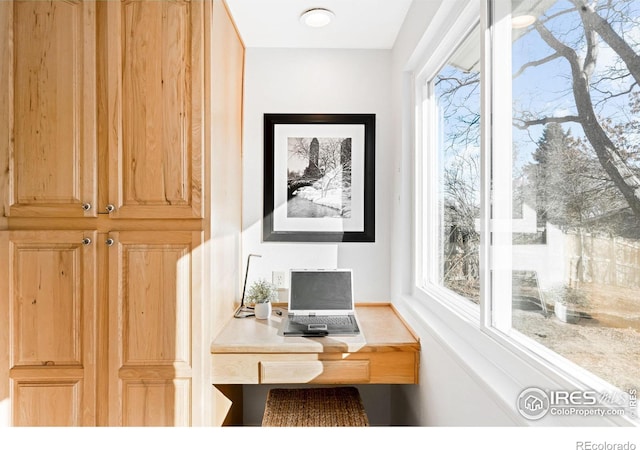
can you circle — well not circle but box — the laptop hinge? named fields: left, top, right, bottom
left=308, top=313, right=316, bottom=317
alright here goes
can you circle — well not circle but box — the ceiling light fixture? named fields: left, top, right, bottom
left=300, top=8, right=335, bottom=28
left=512, top=14, right=536, bottom=29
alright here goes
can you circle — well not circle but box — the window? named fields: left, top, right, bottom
left=417, top=0, right=640, bottom=394
left=418, top=18, right=482, bottom=309
left=432, top=26, right=481, bottom=305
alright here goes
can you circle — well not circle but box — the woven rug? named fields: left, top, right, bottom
left=261, top=387, right=370, bottom=427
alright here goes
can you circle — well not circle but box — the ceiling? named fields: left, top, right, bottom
left=225, top=0, right=414, bottom=49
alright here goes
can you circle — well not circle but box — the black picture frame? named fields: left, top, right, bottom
left=263, top=113, right=375, bottom=242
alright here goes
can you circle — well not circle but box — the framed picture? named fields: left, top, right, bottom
left=263, top=113, right=375, bottom=242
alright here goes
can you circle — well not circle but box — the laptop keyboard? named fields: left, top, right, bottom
left=291, top=315, right=353, bottom=326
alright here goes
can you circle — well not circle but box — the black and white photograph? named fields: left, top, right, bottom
left=286, top=136, right=352, bottom=219
left=263, top=114, right=375, bottom=242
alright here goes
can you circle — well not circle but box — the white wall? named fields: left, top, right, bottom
left=241, top=47, right=394, bottom=425
left=241, top=48, right=392, bottom=302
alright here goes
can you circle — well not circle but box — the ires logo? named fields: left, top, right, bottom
left=517, top=388, right=550, bottom=420
left=517, top=388, right=632, bottom=421
left=549, top=390, right=598, bottom=406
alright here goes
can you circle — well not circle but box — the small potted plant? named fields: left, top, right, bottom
left=246, top=278, right=278, bottom=319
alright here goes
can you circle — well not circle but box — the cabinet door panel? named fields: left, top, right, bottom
left=0, top=1, right=97, bottom=218
left=14, top=380, right=81, bottom=427
left=103, top=0, right=204, bottom=219
left=108, top=231, right=200, bottom=426
left=0, top=231, right=98, bottom=426
left=123, top=379, right=191, bottom=426
left=13, top=242, right=81, bottom=365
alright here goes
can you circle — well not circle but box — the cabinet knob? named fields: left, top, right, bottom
left=82, top=237, right=92, bottom=246
left=106, top=204, right=116, bottom=213
left=105, top=238, right=115, bottom=246
left=82, top=203, right=92, bottom=211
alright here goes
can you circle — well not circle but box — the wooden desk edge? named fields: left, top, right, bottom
left=388, top=302, right=421, bottom=344
left=210, top=302, right=421, bottom=354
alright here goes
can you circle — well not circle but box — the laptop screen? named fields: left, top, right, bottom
left=289, top=270, right=353, bottom=312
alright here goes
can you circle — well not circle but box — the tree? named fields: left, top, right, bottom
left=515, top=0, right=640, bottom=217
left=443, top=149, right=481, bottom=300
left=441, top=1, right=640, bottom=221
left=529, top=123, right=590, bottom=228
left=435, top=63, right=482, bottom=300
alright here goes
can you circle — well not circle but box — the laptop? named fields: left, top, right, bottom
left=282, top=269, right=361, bottom=336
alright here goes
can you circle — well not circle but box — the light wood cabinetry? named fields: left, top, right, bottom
left=0, top=0, right=205, bottom=220
left=0, top=0, right=244, bottom=427
left=102, top=0, right=205, bottom=220
left=0, top=231, right=98, bottom=426
left=108, top=230, right=201, bottom=426
left=0, top=1, right=98, bottom=219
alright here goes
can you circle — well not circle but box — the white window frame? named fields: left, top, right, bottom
left=410, top=0, right=640, bottom=424
left=485, top=0, right=514, bottom=332
left=413, top=0, right=482, bottom=322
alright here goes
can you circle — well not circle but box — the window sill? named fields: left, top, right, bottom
left=393, top=291, right=639, bottom=426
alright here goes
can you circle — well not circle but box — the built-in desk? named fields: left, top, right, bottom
left=210, top=303, right=420, bottom=385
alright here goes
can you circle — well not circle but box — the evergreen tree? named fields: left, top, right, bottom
left=527, top=123, right=625, bottom=233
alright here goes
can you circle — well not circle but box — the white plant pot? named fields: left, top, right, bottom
left=554, top=302, right=580, bottom=324
left=254, top=302, right=272, bottom=320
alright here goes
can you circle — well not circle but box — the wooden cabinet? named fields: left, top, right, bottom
left=0, top=231, right=98, bottom=426
left=101, top=0, right=205, bottom=219
left=107, top=230, right=201, bottom=426
left=1, top=0, right=205, bottom=220
left=0, top=229, right=204, bottom=426
left=0, top=1, right=98, bottom=218
left=0, top=0, right=244, bottom=427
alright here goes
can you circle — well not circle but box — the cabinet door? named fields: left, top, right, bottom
left=101, top=0, right=205, bottom=219
left=0, top=1, right=97, bottom=218
left=107, top=230, right=201, bottom=426
left=0, top=231, right=98, bottom=426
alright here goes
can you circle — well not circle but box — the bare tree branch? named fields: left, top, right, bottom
left=592, top=81, right=638, bottom=106
left=582, top=7, right=598, bottom=77
left=513, top=53, right=562, bottom=79
left=572, top=0, right=640, bottom=87
left=534, top=20, right=581, bottom=73
left=514, top=115, right=582, bottom=129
